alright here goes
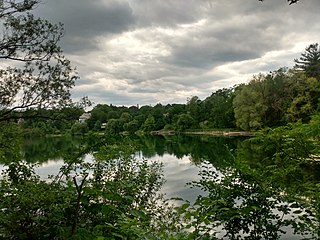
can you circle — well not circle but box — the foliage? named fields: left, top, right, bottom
left=285, top=72, right=320, bottom=122
left=0, top=0, right=78, bottom=121
left=0, top=136, right=188, bottom=239
left=262, top=69, right=291, bottom=126
left=184, top=115, right=320, bottom=239
left=176, top=113, right=195, bottom=131
left=202, top=88, right=236, bottom=129
left=233, top=75, right=268, bottom=130
left=70, top=122, right=89, bottom=135
left=0, top=163, right=76, bottom=239
left=186, top=96, right=202, bottom=124
left=86, top=104, right=110, bottom=130
left=3, top=119, right=320, bottom=239
left=295, top=43, right=320, bottom=81
left=188, top=164, right=293, bottom=239
left=0, top=122, right=22, bottom=164
left=124, top=119, right=140, bottom=134
left=142, top=114, right=156, bottom=132
left=233, top=66, right=320, bottom=130
left=105, top=119, right=123, bottom=135
left=152, top=104, right=166, bottom=130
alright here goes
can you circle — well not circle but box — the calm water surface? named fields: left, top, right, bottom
left=21, top=134, right=240, bottom=203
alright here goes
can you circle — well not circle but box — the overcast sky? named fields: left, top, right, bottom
left=35, top=0, right=320, bottom=107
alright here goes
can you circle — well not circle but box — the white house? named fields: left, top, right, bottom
left=79, top=113, right=91, bottom=123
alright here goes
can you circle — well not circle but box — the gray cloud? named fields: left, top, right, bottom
left=129, top=87, right=165, bottom=94
left=129, top=0, right=205, bottom=27
left=33, top=0, right=320, bottom=106
left=75, top=78, right=100, bottom=86
left=72, top=84, right=158, bottom=106
left=36, top=0, right=135, bottom=53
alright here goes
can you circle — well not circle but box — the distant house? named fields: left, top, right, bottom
left=79, top=113, right=91, bottom=123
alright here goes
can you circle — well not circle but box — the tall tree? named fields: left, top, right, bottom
left=233, top=75, right=269, bottom=131
left=142, top=114, right=156, bottom=132
left=203, top=88, right=236, bottom=129
left=0, top=0, right=78, bottom=121
left=176, top=113, right=194, bottom=131
left=263, top=68, right=291, bottom=126
left=186, top=96, right=202, bottom=124
left=285, top=72, right=320, bottom=123
left=295, top=43, right=320, bottom=81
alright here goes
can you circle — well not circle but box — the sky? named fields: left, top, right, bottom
left=35, top=0, right=320, bottom=107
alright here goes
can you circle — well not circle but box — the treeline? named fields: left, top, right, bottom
left=21, top=43, right=320, bottom=135
left=20, top=107, right=84, bottom=135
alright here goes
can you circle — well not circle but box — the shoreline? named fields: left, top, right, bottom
left=152, top=130, right=255, bottom=137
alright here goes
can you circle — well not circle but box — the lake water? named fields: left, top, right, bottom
left=20, top=134, right=240, bottom=203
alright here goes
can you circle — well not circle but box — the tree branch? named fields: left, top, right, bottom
left=71, top=174, right=88, bottom=236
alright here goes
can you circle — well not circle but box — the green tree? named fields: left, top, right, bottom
left=203, top=88, right=236, bottom=129
left=263, top=69, right=291, bottom=126
left=87, top=104, right=110, bottom=130
left=0, top=123, right=22, bottom=164
left=233, top=75, right=269, bottom=130
left=152, top=104, right=166, bottom=130
left=142, top=114, right=156, bottom=132
left=0, top=0, right=78, bottom=122
left=124, top=119, right=140, bottom=134
left=70, top=122, right=89, bottom=135
left=295, top=43, right=320, bottom=81
left=186, top=96, right=202, bottom=124
left=105, top=118, right=122, bottom=135
left=234, top=66, right=320, bottom=130
left=285, top=72, right=320, bottom=122
left=165, top=104, right=186, bottom=126
left=119, top=112, right=132, bottom=125
left=134, top=114, right=145, bottom=128
left=107, top=110, right=120, bottom=120
left=185, top=116, right=320, bottom=239
left=176, top=113, right=194, bottom=131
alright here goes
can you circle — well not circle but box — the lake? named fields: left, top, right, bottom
left=18, top=134, right=241, bottom=203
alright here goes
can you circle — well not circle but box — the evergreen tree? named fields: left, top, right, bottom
left=295, top=43, right=320, bottom=81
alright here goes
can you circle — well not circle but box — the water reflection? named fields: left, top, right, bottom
left=19, top=134, right=240, bottom=166
left=16, top=134, right=241, bottom=203
left=132, top=134, right=240, bottom=167
left=21, top=135, right=84, bottom=163
left=144, top=153, right=204, bottom=203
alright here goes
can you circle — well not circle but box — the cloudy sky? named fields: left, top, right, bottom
left=35, top=0, right=320, bottom=107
